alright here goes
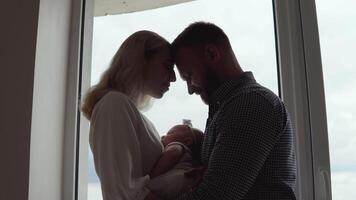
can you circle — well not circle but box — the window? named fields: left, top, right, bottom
left=87, top=0, right=279, bottom=199
left=316, top=0, right=356, bottom=199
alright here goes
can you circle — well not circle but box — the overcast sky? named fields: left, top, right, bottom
left=87, top=0, right=356, bottom=199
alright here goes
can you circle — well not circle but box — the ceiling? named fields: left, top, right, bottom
left=94, top=0, right=195, bottom=16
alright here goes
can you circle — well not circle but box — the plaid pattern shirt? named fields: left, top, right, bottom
left=175, top=72, right=296, bottom=200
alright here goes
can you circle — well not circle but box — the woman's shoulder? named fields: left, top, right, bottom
left=99, top=91, right=135, bottom=107
left=93, top=91, right=138, bottom=116
left=102, top=90, right=131, bottom=103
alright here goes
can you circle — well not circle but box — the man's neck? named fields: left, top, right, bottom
left=217, top=62, right=243, bottom=83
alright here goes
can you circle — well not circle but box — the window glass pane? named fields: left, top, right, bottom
left=316, top=0, right=356, bottom=199
left=88, top=0, right=278, bottom=199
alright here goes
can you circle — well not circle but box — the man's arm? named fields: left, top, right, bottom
left=175, top=92, right=283, bottom=199
left=191, top=128, right=204, bottom=162
left=150, top=145, right=184, bottom=178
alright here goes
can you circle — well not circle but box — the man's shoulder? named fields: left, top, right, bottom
left=215, top=83, right=289, bottom=128
left=225, top=83, right=283, bottom=109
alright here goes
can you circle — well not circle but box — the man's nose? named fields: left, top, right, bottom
left=187, top=83, right=194, bottom=95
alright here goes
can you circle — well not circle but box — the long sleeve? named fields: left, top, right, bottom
left=90, top=92, right=151, bottom=200
left=175, top=92, right=284, bottom=200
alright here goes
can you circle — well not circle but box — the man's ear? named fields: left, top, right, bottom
left=184, top=137, right=194, bottom=146
left=204, top=44, right=220, bottom=63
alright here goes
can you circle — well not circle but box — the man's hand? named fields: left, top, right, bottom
left=144, top=192, right=163, bottom=200
left=184, top=166, right=206, bottom=189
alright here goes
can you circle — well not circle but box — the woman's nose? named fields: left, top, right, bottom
left=170, top=70, right=176, bottom=82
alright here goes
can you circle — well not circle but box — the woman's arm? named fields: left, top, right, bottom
left=150, top=145, right=184, bottom=178
left=91, top=93, right=153, bottom=200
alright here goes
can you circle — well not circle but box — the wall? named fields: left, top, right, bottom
left=0, top=1, right=40, bottom=200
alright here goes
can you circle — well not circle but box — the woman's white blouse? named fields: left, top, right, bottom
left=89, top=91, right=163, bottom=200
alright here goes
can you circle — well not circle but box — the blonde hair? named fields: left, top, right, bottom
left=82, top=31, right=170, bottom=120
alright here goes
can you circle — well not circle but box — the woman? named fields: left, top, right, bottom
left=82, top=31, right=176, bottom=200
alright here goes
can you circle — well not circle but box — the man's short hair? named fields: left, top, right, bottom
left=171, top=22, right=231, bottom=56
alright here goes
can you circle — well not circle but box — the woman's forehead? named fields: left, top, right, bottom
left=156, top=47, right=174, bottom=60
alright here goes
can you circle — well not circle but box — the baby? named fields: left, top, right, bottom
left=147, top=124, right=205, bottom=199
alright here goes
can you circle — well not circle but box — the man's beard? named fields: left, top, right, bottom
left=205, top=66, right=220, bottom=104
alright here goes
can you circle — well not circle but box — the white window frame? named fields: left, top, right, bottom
left=274, top=0, right=331, bottom=199
left=62, top=0, right=93, bottom=200
left=64, top=0, right=332, bottom=199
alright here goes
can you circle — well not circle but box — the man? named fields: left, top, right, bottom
left=172, top=22, right=296, bottom=199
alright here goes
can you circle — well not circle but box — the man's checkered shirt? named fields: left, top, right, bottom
left=175, top=72, right=296, bottom=200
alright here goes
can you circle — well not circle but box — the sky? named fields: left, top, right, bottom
left=86, top=0, right=356, bottom=199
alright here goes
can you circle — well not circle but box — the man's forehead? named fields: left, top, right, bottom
left=175, top=51, right=186, bottom=66
left=175, top=65, right=189, bottom=81
left=176, top=66, right=188, bottom=80
left=176, top=47, right=197, bottom=58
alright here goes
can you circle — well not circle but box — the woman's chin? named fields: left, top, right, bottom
left=148, top=88, right=169, bottom=99
left=151, top=92, right=164, bottom=99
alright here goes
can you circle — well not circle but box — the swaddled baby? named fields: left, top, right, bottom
left=147, top=124, right=205, bottom=199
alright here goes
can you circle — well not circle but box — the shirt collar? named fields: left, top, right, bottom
left=209, top=71, right=256, bottom=110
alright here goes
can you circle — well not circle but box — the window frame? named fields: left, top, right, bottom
left=273, top=0, right=332, bottom=199
left=62, top=0, right=93, bottom=199
left=67, top=0, right=332, bottom=199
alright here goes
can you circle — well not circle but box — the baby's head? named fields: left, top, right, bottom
left=162, top=125, right=203, bottom=148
